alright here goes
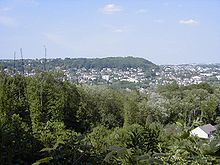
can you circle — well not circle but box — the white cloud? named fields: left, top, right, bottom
left=179, top=19, right=199, bottom=25
left=0, top=7, right=12, bottom=12
left=103, top=25, right=128, bottom=33
left=102, top=4, right=122, bottom=14
left=112, top=28, right=124, bottom=33
left=0, top=16, right=17, bottom=27
left=153, top=19, right=164, bottom=23
left=112, top=26, right=129, bottom=33
left=16, top=0, right=40, bottom=6
left=136, top=9, right=147, bottom=14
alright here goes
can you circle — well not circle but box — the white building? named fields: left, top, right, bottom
left=102, top=75, right=110, bottom=81
left=190, top=124, right=216, bottom=139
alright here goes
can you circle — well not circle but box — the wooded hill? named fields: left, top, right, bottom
left=0, top=56, right=158, bottom=72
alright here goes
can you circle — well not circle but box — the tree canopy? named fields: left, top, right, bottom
left=1, top=71, right=220, bottom=164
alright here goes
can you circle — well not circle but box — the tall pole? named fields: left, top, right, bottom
left=13, top=51, right=16, bottom=74
left=43, top=45, right=47, bottom=72
left=20, top=48, right=24, bottom=75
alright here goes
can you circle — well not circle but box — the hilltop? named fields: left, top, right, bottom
left=45, top=56, right=157, bottom=71
left=1, top=56, right=158, bottom=71
left=61, top=56, right=157, bottom=70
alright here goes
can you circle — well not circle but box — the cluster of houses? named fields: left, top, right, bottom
left=2, top=61, right=220, bottom=88
left=65, top=64, right=220, bottom=87
left=64, top=67, right=152, bottom=85
left=153, top=64, right=220, bottom=86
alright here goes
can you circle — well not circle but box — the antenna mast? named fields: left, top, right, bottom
left=43, top=45, right=47, bottom=71
left=20, top=48, right=24, bottom=75
left=13, top=51, right=16, bottom=74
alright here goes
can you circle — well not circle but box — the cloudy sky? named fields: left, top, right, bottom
left=0, top=0, right=220, bottom=64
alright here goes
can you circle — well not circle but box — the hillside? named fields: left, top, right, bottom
left=0, top=56, right=158, bottom=72
left=61, top=56, right=158, bottom=70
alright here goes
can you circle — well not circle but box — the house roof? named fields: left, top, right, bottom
left=199, top=124, right=216, bottom=134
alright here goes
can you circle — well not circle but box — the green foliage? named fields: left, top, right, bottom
left=0, top=114, right=42, bottom=164
left=1, top=56, right=158, bottom=73
left=77, top=86, right=124, bottom=130
left=88, top=124, right=162, bottom=164
left=1, top=71, right=220, bottom=164
left=32, top=157, right=53, bottom=165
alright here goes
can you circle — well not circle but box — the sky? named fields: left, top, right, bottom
left=0, top=0, right=220, bottom=64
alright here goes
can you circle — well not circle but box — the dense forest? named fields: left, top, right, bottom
left=1, top=70, right=220, bottom=164
left=0, top=56, right=158, bottom=72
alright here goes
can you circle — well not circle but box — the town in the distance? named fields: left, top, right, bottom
left=1, top=56, right=220, bottom=90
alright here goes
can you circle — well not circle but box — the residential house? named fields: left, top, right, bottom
left=190, top=124, right=216, bottom=139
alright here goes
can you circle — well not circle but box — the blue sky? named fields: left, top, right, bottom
left=0, top=0, right=220, bottom=64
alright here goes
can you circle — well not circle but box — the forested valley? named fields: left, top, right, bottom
left=1, top=70, right=220, bottom=164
